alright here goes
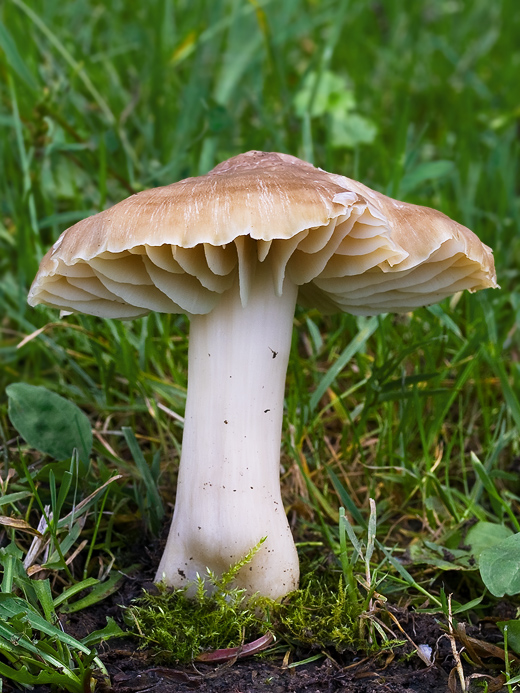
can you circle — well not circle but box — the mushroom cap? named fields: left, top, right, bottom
left=28, top=151, right=497, bottom=318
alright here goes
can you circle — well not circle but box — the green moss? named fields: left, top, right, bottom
left=125, top=541, right=269, bottom=663
left=267, top=575, right=362, bottom=653
left=126, top=552, right=393, bottom=663
left=126, top=578, right=266, bottom=663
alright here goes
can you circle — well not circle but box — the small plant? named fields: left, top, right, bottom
left=128, top=559, right=373, bottom=664
left=337, top=500, right=401, bottom=648
left=0, top=396, right=129, bottom=692
left=0, top=543, right=122, bottom=692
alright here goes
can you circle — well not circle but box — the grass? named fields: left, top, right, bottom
left=1, top=0, right=520, bottom=688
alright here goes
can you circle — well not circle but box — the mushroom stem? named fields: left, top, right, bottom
left=156, top=261, right=300, bottom=599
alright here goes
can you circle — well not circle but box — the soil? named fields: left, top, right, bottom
left=2, top=539, right=512, bottom=692
left=92, top=605, right=508, bottom=693
left=3, top=564, right=511, bottom=693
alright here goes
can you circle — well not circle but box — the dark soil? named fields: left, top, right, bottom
left=91, top=603, right=508, bottom=693
left=2, top=541, right=511, bottom=692
left=99, top=652, right=449, bottom=693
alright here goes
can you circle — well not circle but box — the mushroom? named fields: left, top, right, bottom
left=28, top=151, right=497, bottom=600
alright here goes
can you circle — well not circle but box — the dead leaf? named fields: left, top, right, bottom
left=448, top=667, right=460, bottom=693
left=467, top=673, right=506, bottom=693
left=456, top=623, right=518, bottom=665
left=0, top=516, right=42, bottom=536
left=196, top=632, right=274, bottom=663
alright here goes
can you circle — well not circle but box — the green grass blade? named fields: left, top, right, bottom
left=327, top=468, right=367, bottom=529
left=11, top=0, right=115, bottom=125
left=53, top=579, right=100, bottom=609
left=310, top=316, right=378, bottom=412
left=0, top=21, right=38, bottom=89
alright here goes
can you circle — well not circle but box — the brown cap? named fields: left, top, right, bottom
left=28, top=151, right=497, bottom=317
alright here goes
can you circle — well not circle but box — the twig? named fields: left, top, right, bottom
left=448, top=593, right=466, bottom=692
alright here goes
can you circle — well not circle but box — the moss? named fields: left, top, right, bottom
left=126, top=579, right=266, bottom=663
left=267, top=574, right=363, bottom=654
left=125, top=542, right=268, bottom=663
left=125, top=549, right=391, bottom=663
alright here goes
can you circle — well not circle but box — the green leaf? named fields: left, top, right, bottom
left=498, top=620, right=520, bottom=655
left=43, top=520, right=82, bottom=568
left=31, top=580, right=55, bottom=624
left=80, top=617, right=125, bottom=648
left=400, top=160, right=455, bottom=195
left=0, top=491, right=33, bottom=508
left=451, top=595, right=484, bottom=615
left=293, top=70, right=356, bottom=118
left=466, top=521, right=514, bottom=560
left=6, top=383, right=92, bottom=466
left=0, top=660, right=83, bottom=692
left=330, top=112, right=378, bottom=149
left=479, top=533, right=520, bottom=597
left=0, top=594, right=92, bottom=655
left=53, top=578, right=100, bottom=609
left=0, top=619, right=77, bottom=680
left=0, top=543, right=25, bottom=594
left=377, top=543, right=442, bottom=607
left=327, top=468, right=367, bottom=529
left=59, top=570, right=126, bottom=614
left=0, top=22, right=38, bottom=90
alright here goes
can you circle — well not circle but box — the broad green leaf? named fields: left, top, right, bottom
left=479, top=533, right=520, bottom=597
left=466, top=521, right=514, bottom=560
left=6, top=383, right=92, bottom=465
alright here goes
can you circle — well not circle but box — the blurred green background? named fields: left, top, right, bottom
left=2, top=0, right=518, bottom=285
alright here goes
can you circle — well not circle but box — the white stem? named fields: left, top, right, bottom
left=156, top=263, right=300, bottom=599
